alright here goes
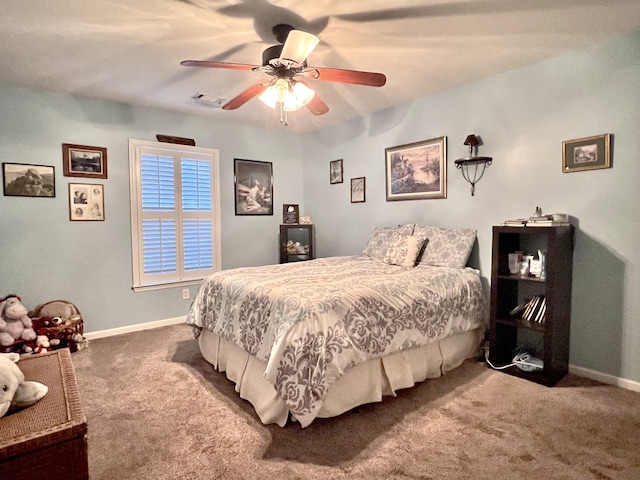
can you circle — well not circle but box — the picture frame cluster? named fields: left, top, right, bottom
left=63, top=144, right=107, bottom=221
left=1, top=133, right=614, bottom=225
left=1, top=143, right=107, bottom=222
left=329, top=159, right=367, bottom=204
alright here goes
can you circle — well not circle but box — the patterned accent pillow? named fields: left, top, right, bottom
left=382, top=233, right=425, bottom=267
left=413, top=226, right=476, bottom=268
left=362, top=224, right=415, bottom=259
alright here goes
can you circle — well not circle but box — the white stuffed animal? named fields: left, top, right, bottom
left=0, top=294, right=37, bottom=347
left=0, top=352, right=48, bottom=417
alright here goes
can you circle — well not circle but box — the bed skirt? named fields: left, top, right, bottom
left=198, top=327, right=484, bottom=427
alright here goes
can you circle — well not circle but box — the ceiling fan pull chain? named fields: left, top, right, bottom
left=279, top=102, right=288, bottom=126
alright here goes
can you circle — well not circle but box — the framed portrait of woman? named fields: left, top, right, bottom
left=234, top=158, right=273, bottom=216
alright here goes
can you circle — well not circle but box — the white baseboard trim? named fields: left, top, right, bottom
left=569, top=364, right=640, bottom=393
left=85, top=320, right=640, bottom=394
left=84, top=316, right=187, bottom=341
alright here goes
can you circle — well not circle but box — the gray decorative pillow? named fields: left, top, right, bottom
left=382, top=233, right=425, bottom=267
left=413, top=226, right=476, bottom=268
left=362, top=224, right=415, bottom=259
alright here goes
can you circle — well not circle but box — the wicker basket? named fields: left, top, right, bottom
left=0, top=349, right=88, bottom=479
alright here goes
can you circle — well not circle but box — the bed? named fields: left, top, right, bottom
left=186, top=224, right=487, bottom=427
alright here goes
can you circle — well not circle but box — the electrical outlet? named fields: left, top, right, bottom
left=182, top=288, right=190, bottom=300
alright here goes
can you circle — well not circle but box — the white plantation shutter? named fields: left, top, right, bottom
left=142, top=219, right=177, bottom=274
left=181, top=158, right=213, bottom=273
left=129, top=139, right=221, bottom=290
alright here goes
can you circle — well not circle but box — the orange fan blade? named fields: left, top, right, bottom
left=222, top=81, right=269, bottom=110
left=306, top=94, right=329, bottom=116
left=181, top=60, right=257, bottom=71
left=308, top=67, right=386, bottom=87
left=298, top=80, right=329, bottom=116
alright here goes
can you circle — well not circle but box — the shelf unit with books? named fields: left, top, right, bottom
left=489, top=225, right=574, bottom=386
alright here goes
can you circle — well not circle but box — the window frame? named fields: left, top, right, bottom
left=128, top=138, right=221, bottom=292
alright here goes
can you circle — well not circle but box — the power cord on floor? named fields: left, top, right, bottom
left=483, top=343, right=543, bottom=372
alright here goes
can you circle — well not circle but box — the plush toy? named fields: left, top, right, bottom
left=22, top=335, right=54, bottom=355
left=0, top=295, right=37, bottom=348
left=0, top=352, right=48, bottom=417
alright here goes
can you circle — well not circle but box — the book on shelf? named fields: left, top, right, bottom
left=523, top=295, right=539, bottom=320
left=527, top=220, right=570, bottom=227
left=502, top=219, right=527, bottom=227
left=534, top=300, right=546, bottom=323
left=509, top=301, right=528, bottom=316
left=529, top=214, right=554, bottom=221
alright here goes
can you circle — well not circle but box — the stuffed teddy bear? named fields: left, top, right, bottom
left=0, top=294, right=37, bottom=348
left=22, top=335, right=55, bottom=355
left=0, top=352, right=48, bottom=417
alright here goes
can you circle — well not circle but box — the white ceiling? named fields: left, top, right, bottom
left=2, top=0, right=640, bottom=133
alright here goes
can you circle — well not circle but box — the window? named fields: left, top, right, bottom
left=129, top=139, right=221, bottom=291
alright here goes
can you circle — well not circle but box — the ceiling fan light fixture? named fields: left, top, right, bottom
left=258, top=78, right=289, bottom=109
left=259, top=79, right=315, bottom=113
left=283, top=81, right=315, bottom=111
left=278, top=30, right=319, bottom=68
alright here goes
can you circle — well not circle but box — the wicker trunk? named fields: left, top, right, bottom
left=0, top=349, right=88, bottom=479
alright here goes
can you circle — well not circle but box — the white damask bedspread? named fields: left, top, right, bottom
left=186, top=255, right=486, bottom=427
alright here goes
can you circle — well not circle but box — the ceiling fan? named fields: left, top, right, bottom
left=181, top=24, right=386, bottom=125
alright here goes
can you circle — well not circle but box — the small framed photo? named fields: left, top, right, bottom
left=62, top=143, right=108, bottom=179
left=562, top=134, right=611, bottom=173
left=350, top=177, right=366, bottom=203
left=2, top=162, right=55, bottom=197
left=234, top=158, right=273, bottom=215
left=385, top=136, right=447, bottom=201
left=283, top=204, right=299, bottom=224
left=330, top=159, right=343, bottom=184
left=69, top=183, right=104, bottom=221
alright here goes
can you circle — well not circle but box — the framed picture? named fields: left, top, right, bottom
left=69, top=183, right=104, bottom=221
left=234, top=158, right=273, bottom=215
left=350, top=177, right=366, bottom=203
left=562, top=134, right=612, bottom=173
left=62, top=143, right=108, bottom=179
left=283, top=204, right=299, bottom=224
left=2, top=163, right=55, bottom=197
left=385, top=136, right=447, bottom=201
left=330, top=159, right=343, bottom=184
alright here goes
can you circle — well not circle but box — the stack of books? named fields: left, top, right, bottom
left=502, top=218, right=527, bottom=227
left=509, top=295, right=546, bottom=323
left=527, top=215, right=570, bottom=227
left=502, top=214, right=570, bottom=227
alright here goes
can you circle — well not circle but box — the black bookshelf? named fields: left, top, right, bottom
left=489, top=225, right=574, bottom=386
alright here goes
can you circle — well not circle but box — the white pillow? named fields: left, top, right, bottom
left=362, top=224, right=414, bottom=259
left=382, top=233, right=425, bottom=267
left=413, top=226, right=476, bottom=268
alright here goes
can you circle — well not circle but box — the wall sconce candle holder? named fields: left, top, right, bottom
left=454, top=134, right=492, bottom=196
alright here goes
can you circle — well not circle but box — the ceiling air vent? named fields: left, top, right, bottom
left=190, top=93, right=225, bottom=108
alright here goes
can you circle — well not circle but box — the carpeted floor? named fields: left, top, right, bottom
left=71, top=323, right=640, bottom=480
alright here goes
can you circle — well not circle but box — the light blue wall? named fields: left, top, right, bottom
left=302, top=31, right=640, bottom=383
left=0, top=84, right=304, bottom=332
left=1, top=31, right=638, bottom=383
